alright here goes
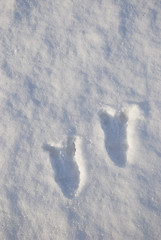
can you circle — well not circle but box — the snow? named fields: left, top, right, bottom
left=0, top=0, right=161, bottom=239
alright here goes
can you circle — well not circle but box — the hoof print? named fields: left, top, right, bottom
left=43, top=137, right=80, bottom=199
left=99, top=109, right=128, bottom=167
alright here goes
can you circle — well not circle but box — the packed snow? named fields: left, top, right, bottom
left=0, top=0, right=161, bottom=239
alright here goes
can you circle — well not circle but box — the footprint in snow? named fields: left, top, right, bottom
left=43, top=137, right=80, bottom=199
left=99, top=109, right=128, bottom=167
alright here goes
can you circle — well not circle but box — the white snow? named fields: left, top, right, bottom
left=0, top=0, right=161, bottom=239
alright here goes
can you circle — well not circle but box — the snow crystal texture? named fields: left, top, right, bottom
left=0, top=0, right=161, bottom=239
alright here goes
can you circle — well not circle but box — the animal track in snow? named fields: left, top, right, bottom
left=99, top=108, right=128, bottom=167
left=43, top=136, right=86, bottom=199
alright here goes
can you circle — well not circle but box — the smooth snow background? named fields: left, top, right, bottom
left=0, top=0, right=161, bottom=239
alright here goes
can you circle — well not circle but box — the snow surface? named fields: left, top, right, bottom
left=0, top=0, right=161, bottom=239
